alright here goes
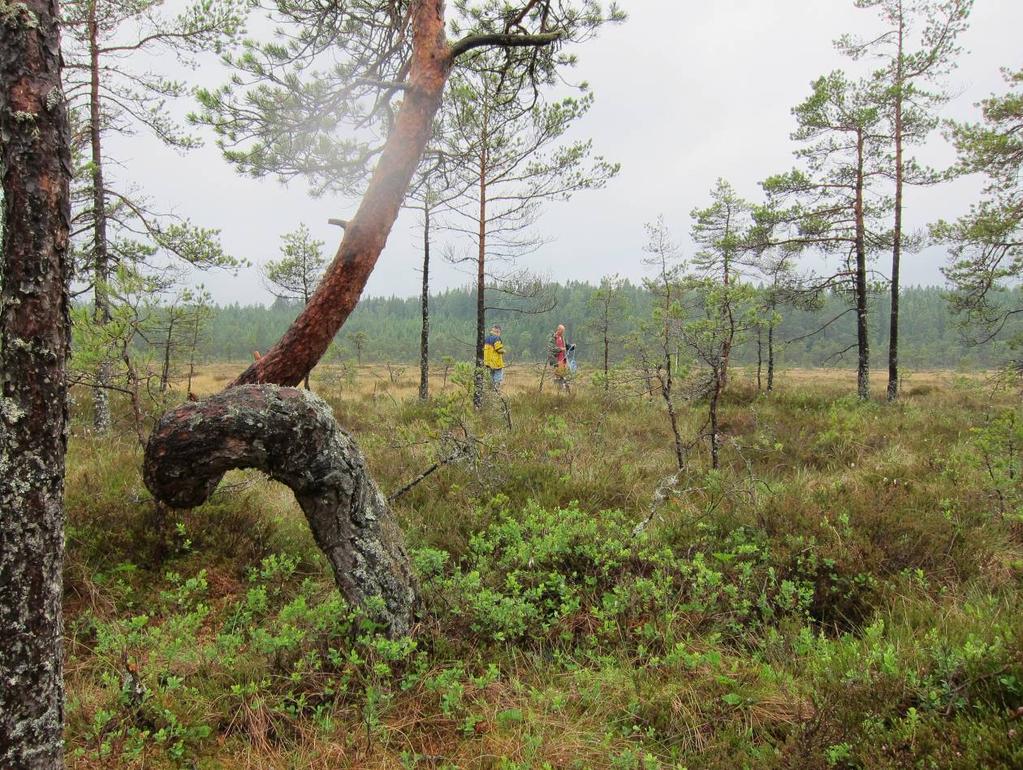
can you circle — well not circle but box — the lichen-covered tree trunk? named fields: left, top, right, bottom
left=0, top=0, right=73, bottom=764
left=144, top=386, right=420, bottom=635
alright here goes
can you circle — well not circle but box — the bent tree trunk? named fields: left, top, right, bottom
left=144, top=386, right=419, bottom=635
left=142, top=0, right=568, bottom=635
left=143, top=0, right=453, bottom=635
left=0, top=0, right=73, bottom=764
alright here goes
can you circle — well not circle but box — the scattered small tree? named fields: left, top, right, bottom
left=679, top=279, right=760, bottom=468
left=350, top=331, right=369, bottom=366
left=638, top=217, right=688, bottom=471
left=263, top=224, right=328, bottom=307
left=587, top=274, right=628, bottom=391
left=689, top=178, right=756, bottom=388
left=262, top=224, right=327, bottom=388
left=156, top=286, right=213, bottom=397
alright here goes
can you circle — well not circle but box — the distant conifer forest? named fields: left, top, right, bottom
left=189, top=282, right=1020, bottom=369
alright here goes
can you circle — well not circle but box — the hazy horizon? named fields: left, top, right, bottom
left=109, top=0, right=1023, bottom=305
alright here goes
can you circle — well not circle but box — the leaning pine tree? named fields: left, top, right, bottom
left=145, top=0, right=623, bottom=637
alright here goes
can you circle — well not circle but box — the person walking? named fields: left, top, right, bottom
left=550, top=324, right=570, bottom=392
left=483, top=324, right=506, bottom=391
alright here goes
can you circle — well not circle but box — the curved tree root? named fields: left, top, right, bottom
left=143, top=385, right=419, bottom=637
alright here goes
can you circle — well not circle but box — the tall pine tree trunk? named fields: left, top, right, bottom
left=887, top=20, right=905, bottom=402
left=855, top=127, right=870, bottom=401
left=0, top=0, right=73, bottom=763
left=767, top=316, right=775, bottom=393
left=89, top=0, right=113, bottom=431
left=419, top=202, right=431, bottom=401
left=473, top=147, right=487, bottom=409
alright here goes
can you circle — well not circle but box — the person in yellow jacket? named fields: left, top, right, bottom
left=483, top=324, right=506, bottom=390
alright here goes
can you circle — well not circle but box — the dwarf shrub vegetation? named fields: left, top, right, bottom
left=63, top=369, right=1023, bottom=768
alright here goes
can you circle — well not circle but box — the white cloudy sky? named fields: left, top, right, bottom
left=109, top=0, right=1023, bottom=304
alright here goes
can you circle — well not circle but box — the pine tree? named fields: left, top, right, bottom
left=61, top=0, right=245, bottom=430
left=440, top=55, right=619, bottom=406
left=837, top=0, right=972, bottom=399
left=763, top=71, right=890, bottom=399
left=937, top=67, right=1023, bottom=351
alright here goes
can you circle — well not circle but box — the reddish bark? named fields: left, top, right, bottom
left=232, top=0, right=452, bottom=388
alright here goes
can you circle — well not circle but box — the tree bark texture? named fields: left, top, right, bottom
left=0, top=0, right=73, bottom=764
left=143, top=386, right=420, bottom=636
left=230, top=0, right=451, bottom=389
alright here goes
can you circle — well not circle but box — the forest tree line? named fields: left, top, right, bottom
left=118, top=281, right=1023, bottom=373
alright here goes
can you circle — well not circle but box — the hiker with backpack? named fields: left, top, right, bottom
left=483, top=324, right=506, bottom=390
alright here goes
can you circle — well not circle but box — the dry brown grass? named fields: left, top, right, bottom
left=62, top=360, right=1023, bottom=770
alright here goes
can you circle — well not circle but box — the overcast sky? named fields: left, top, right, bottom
left=109, top=0, right=1023, bottom=305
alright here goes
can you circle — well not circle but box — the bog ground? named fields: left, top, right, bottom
left=62, top=365, right=1023, bottom=769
